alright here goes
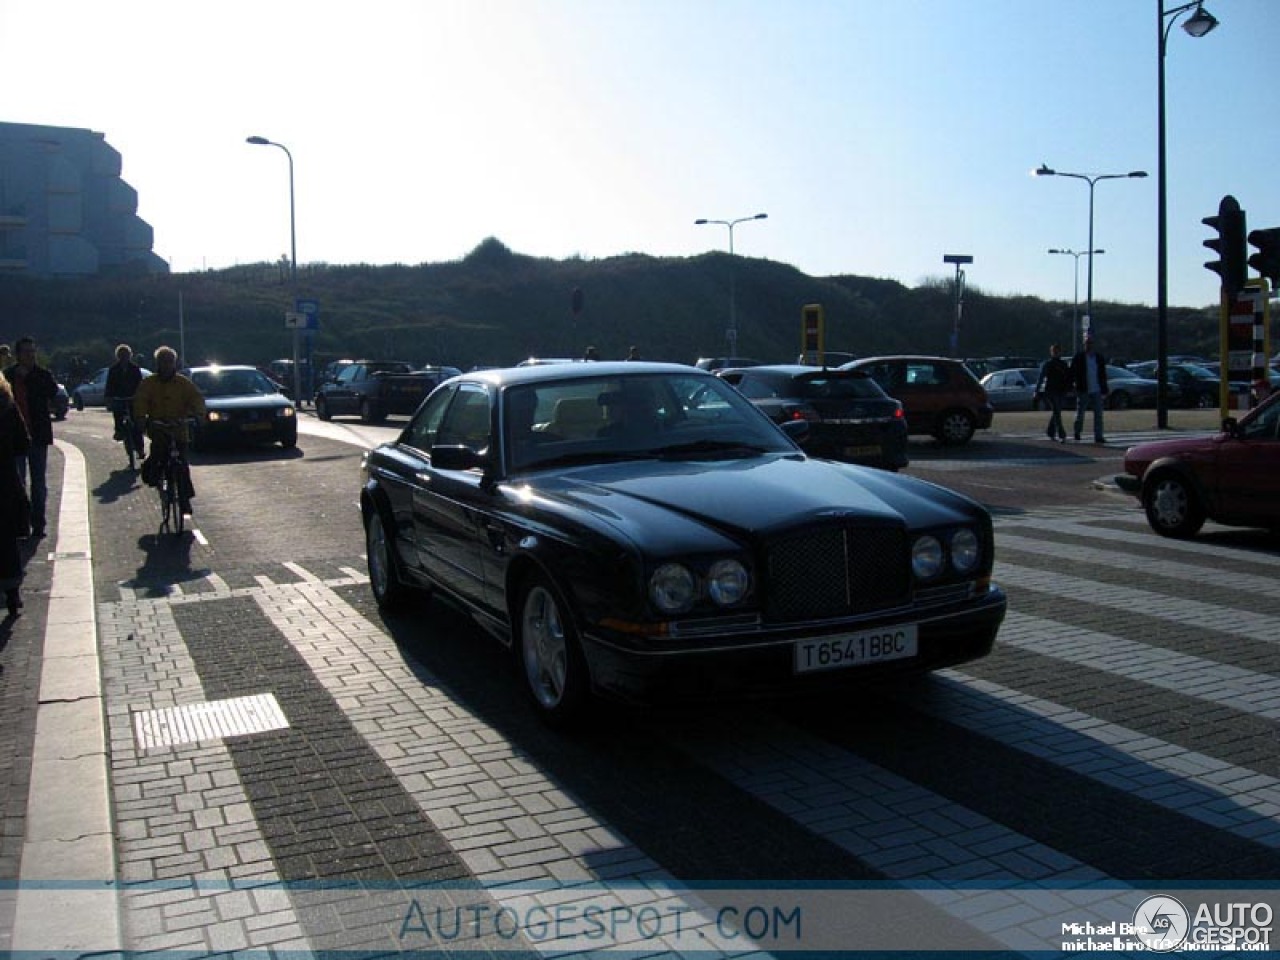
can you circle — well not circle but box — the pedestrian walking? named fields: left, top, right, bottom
left=1035, top=344, right=1071, bottom=442
left=1069, top=334, right=1109, bottom=444
left=583, top=345, right=601, bottom=362
left=4, top=336, right=58, bottom=538
left=0, top=375, right=31, bottom=617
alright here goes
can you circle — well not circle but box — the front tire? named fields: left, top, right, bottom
left=316, top=396, right=332, bottom=421
left=360, top=398, right=383, bottom=424
left=366, top=508, right=409, bottom=610
left=517, top=574, right=590, bottom=726
left=1143, top=471, right=1205, bottom=539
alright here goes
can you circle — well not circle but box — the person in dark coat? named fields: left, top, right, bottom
left=1035, top=344, right=1072, bottom=442
left=1069, top=334, right=1110, bottom=444
left=0, top=375, right=31, bottom=617
left=104, top=343, right=145, bottom=451
left=4, top=336, right=57, bottom=538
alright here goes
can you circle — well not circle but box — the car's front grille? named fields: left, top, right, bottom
left=765, top=524, right=910, bottom=621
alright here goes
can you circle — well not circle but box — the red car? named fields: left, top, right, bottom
left=1115, top=391, right=1280, bottom=538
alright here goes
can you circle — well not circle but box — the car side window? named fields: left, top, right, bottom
left=404, top=385, right=454, bottom=453
left=337, top=365, right=360, bottom=383
left=437, top=384, right=492, bottom=452
left=737, top=375, right=777, bottom=400
left=1241, top=402, right=1280, bottom=441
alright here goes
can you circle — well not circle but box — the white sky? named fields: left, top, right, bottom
left=4, top=0, right=1276, bottom=310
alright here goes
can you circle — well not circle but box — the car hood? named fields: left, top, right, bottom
left=519, top=454, right=983, bottom=551
left=1125, top=432, right=1223, bottom=464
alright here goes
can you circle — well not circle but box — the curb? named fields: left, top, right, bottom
left=12, top=439, right=121, bottom=955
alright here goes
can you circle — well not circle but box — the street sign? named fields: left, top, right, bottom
left=284, top=311, right=307, bottom=329
left=295, top=299, right=320, bottom=330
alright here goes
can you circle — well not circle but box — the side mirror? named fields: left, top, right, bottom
left=1222, top=417, right=1239, bottom=437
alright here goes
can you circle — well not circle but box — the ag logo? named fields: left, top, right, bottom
left=1134, top=895, right=1189, bottom=952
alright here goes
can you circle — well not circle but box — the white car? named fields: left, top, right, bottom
left=72, top=366, right=152, bottom=409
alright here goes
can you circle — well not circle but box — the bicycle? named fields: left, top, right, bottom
left=147, top=418, right=193, bottom=535
left=108, top=397, right=144, bottom=470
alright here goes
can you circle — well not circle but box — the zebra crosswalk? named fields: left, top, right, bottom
left=91, top=503, right=1280, bottom=957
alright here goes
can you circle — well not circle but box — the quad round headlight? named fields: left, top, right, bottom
left=650, top=563, right=696, bottom=614
left=950, top=528, right=980, bottom=573
left=911, top=535, right=944, bottom=580
left=707, top=559, right=749, bottom=606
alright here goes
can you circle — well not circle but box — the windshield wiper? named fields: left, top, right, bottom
left=519, top=449, right=661, bottom=470
left=653, top=439, right=771, bottom=459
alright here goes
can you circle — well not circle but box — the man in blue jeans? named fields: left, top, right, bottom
left=1070, top=334, right=1110, bottom=444
left=4, top=336, right=58, bottom=538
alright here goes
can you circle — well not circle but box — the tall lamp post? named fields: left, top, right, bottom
left=246, top=135, right=300, bottom=403
left=1035, top=165, right=1146, bottom=331
left=1158, top=1, right=1219, bottom=428
left=943, top=254, right=973, bottom=357
left=695, top=212, right=767, bottom=357
left=1048, top=248, right=1105, bottom=354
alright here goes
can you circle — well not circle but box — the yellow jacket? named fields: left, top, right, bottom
left=133, top=373, right=206, bottom=440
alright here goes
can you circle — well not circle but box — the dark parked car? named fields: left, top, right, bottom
left=360, top=362, right=1006, bottom=723
left=1127, top=361, right=1220, bottom=408
left=1103, top=365, right=1171, bottom=410
left=186, top=365, right=297, bottom=449
left=315, top=360, right=446, bottom=422
left=1116, top=390, right=1280, bottom=538
left=716, top=364, right=908, bottom=470
left=841, top=356, right=994, bottom=445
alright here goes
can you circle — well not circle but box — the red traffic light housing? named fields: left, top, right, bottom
left=1203, top=195, right=1247, bottom=297
left=1247, top=227, right=1280, bottom=287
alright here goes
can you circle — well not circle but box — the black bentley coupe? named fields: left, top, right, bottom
left=360, top=362, right=1006, bottom=723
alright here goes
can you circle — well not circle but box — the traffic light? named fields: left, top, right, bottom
left=1247, top=227, right=1280, bottom=287
left=1203, top=195, right=1246, bottom=296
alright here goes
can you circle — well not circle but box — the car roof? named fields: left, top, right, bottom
left=720, top=364, right=870, bottom=378
left=187, top=364, right=260, bottom=373
left=451, top=361, right=706, bottom=388
left=849, top=355, right=966, bottom=364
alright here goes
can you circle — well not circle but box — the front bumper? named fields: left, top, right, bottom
left=580, top=585, right=1007, bottom=703
left=1114, top=473, right=1141, bottom=494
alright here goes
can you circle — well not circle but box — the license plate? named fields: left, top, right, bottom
left=243, top=421, right=272, bottom=431
left=843, top=445, right=882, bottom=457
left=794, top=625, right=918, bottom=674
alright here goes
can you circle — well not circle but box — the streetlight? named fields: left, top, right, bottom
left=1035, top=165, right=1146, bottom=330
left=1048, top=248, right=1105, bottom=354
left=1157, top=1, right=1219, bottom=428
left=246, top=135, right=301, bottom=403
left=943, top=254, right=973, bottom=357
left=695, top=212, right=767, bottom=356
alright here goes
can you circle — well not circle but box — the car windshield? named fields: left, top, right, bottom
left=503, top=371, right=797, bottom=472
left=191, top=369, right=280, bottom=397
left=794, top=374, right=883, bottom=400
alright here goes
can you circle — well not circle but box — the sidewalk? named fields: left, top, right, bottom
left=1, top=439, right=120, bottom=955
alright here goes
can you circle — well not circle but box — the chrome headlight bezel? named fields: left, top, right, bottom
left=950, top=528, right=981, bottom=574
left=707, top=559, right=749, bottom=606
left=911, top=534, right=945, bottom=580
left=649, top=563, right=697, bottom=614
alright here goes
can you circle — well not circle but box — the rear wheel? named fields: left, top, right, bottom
left=1109, top=390, right=1132, bottom=410
left=517, top=574, right=590, bottom=726
left=360, top=398, right=383, bottom=424
left=934, top=408, right=976, bottom=445
left=1143, top=471, right=1205, bottom=539
left=316, top=396, right=332, bottom=421
left=366, top=508, right=409, bottom=610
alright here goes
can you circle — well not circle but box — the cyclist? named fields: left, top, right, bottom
left=104, top=343, right=145, bottom=456
left=133, top=346, right=205, bottom=515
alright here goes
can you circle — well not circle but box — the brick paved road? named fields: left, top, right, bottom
left=5, top=408, right=1280, bottom=957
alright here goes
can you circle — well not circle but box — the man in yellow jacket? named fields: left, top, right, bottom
left=133, top=346, right=206, bottom=514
